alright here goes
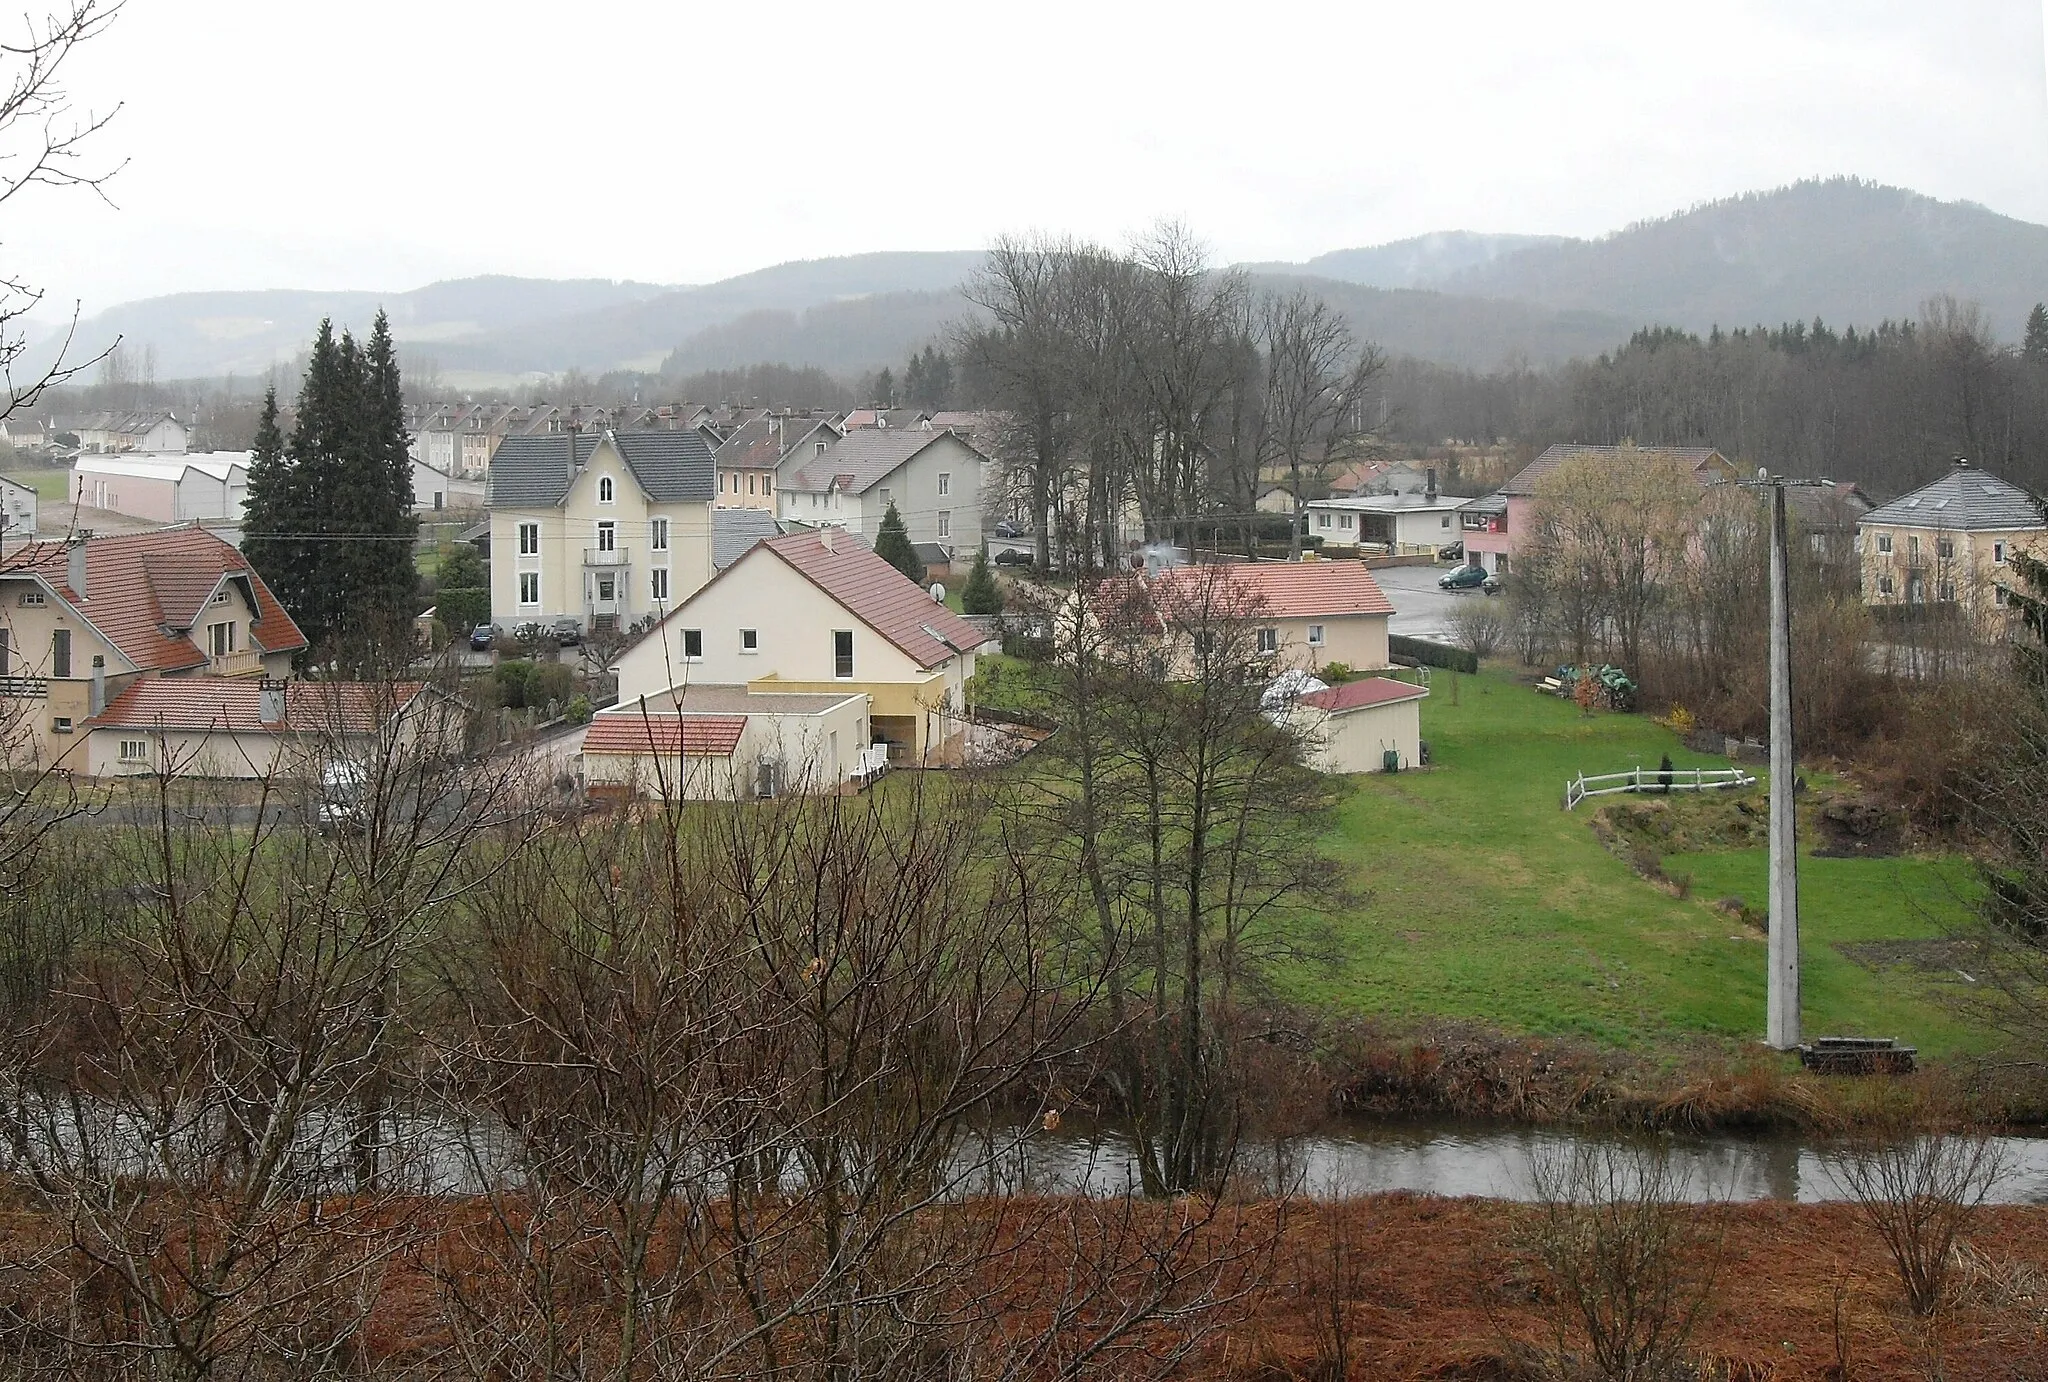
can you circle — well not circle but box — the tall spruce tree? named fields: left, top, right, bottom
left=873, top=501, right=925, bottom=583
left=241, top=314, right=420, bottom=656
left=2027, top=303, right=2048, bottom=363
left=961, top=545, right=1003, bottom=615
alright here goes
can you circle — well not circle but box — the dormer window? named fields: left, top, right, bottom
left=598, top=476, right=615, bottom=504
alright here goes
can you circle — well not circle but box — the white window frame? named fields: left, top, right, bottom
left=651, top=517, right=669, bottom=552
left=1937, top=537, right=1955, bottom=560
left=937, top=471, right=951, bottom=497
left=650, top=567, right=669, bottom=602
left=597, top=475, right=615, bottom=504
left=1995, top=541, right=2007, bottom=563
left=1256, top=627, right=1278, bottom=656
left=833, top=629, right=854, bottom=679
left=208, top=621, right=235, bottom=656
left=596, top=521, right=616, bottom=553
left=740, top=628, right=759, bottom=654
left=681, top=628, right=703, bottom=661
left=1878, top=574, right=1895, bottom=596
left=518, top=572, right=541, bottom=606
left=1876, top=533, right=1892, bottom=554
left=518, top=522, right=540, bottom=556
left=937, top=511, right=951, bottom=539
left=119, top=738, right=147, bottom=763
left=1307, top=624, right=1325, bottom=647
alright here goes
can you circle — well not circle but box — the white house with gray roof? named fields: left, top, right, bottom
left=775, top=425, right=987, bottom=555
left=486, top=429, right=717, bottom=634
left=1858, top=457, right=2046, bottom=619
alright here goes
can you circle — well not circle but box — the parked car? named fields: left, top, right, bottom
left=511, top=620, right=547, bottom=646
left=1482, top=573, right=1505, bottom=596
left=1437, top=541, right=1464, bottom=563
left=994, top=547, right=1032, bottom=566
left=1437, top=564, right=1488, bottom=591
left=992, top=518, right=1024, bottom=539
left=469, top=621, right=501, bottom=652
left=551, top=617, right=582, bottom=647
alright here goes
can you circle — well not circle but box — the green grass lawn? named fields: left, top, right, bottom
left=1291, top=667, right=1989, bottom=1056
left=7, top=470, right=72, bottom=502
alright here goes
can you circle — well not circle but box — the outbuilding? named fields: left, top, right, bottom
left=1289, top=676, right=1428, bottom=775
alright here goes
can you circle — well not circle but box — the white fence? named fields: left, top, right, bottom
left=1564, top=765, right=1757, bottom=811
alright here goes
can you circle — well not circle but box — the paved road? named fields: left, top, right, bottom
left=1374, top=563, right=1489, bottom=643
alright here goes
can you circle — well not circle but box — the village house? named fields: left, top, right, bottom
left=1858, top=458, right=2045, bottom=619
left=1114, top=560, right=1397, bottom=678
left=70, top=452, right=251, bottom=526
left=81, top=677, right=457, bottom=781
left=0, top=476, right=36, bottom=546
left=1307, top=489, right=1465, bottom=555
left=776, top=425, right=988, bottom=555
left=612, top=528, right=989, bottom=770
left=53, top=410, right=188, bottom=455
left=411, top=403, right=528, bottom=479
left=713, top=414, right=841, bottom=511
left=487, top=430, right=717, bottom=636
left=0, top=525, right=306, bottom=766
left=1459, top=444, right=1740, bottom=575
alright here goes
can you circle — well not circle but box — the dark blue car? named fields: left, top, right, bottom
left=1437, top=564, right=1488, bottom=591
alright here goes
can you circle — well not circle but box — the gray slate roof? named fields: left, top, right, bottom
left=1860, top=461, right=2045, bottom=531
left=1457, top=491, right=1508, bottom=515
left=712, top=508, right=781, bottom=569
left=488, top=431, right=716, bottom=508
left=784, top=427, right=985, bottom=495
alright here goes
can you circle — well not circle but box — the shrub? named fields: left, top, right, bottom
left=1659, top=704, right=1697, bottom=740
left=1831, top=1126, right=2005, bottom=1316
left=1317, top=661, right=1357, bottom=684
left=1388, top=634, right=1477, bottom=675
left=528, top=661, right=575, bottom=710
left=564, top=694, right=593, bottom=726
left=962, top=547, right=1003, bottom=615
left=1449, top=601, right=1506, bottom=659
left=493, top=660, right=533, bottom=708
left=437, top=586, right=490, bottom=635
left=1520, top=1141, right=1721, bottom=1382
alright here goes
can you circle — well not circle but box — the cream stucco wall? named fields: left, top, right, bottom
left=583, top=695, right=870, bottom=800
left=1860, top=523, right=2046, bottom=623
left=490, top=438, right=716, bottom=629
left=616, top=547, right=930, bottom=701
left=1253, top=612, right=1391, bottom=675
left=776, top=435, right=985, bottom=549
left=715, top=467, right=777, bottom=510
left=1300, top=695, right=1424, bottom=775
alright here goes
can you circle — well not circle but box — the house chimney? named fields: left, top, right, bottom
left=1425, top=467, right=1438, bottom=504
left=89, top=655, right=104, bottom=716
left=820, top=526, right=835, bottom=553
left=258, top=676, right=287, bottom=726
left=1953, top=456, right=1973, bottom=469
left=65, top=535, right=87, bottom=600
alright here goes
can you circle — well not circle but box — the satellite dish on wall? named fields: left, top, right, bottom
left=929, top=583, right=946, bottom=603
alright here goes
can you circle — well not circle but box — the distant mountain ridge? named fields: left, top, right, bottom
left=45, top=179, right=2048, bottom=386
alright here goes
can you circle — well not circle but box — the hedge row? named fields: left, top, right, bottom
left=1388, top=634, right=1478, bottom=675
left=437, top=586, right=491, bottom=634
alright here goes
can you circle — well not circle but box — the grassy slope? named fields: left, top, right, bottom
left=1295, top=668, right=1984, bottom=1055
left=6, top=470, right=72, bottom=502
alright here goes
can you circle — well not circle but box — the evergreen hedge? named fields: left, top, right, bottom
left=1389, top=634, right=1478, bottom=674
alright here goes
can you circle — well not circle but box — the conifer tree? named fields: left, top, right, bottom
left=241, top=314, right=420, bottom=655
left=961, top=545, right=1003, bottom=615
left=2026, top=303, right=2048, bottom=363
left=873, top=501, right=924, bottom=583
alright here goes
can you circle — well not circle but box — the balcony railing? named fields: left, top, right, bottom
left=210, top=650, right=263, bottom=676
left=583, top=546, right=631, bottom=567
left=0, top=675, right=48, bottom=698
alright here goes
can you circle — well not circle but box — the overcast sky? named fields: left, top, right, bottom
left=13, top=0, right=2048, bottom=315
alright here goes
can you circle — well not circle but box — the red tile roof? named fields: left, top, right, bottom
left=1298, top=676, right=1428, bottom=713
left=87, top=678, right=425, bottom=735
left=583, top=712, right=746, bottom=758
left=0, top=525, right=307, bottom=672
left=1150, top=561, right=1394, bottom=619
left=761, top=531, right=987, bottom=669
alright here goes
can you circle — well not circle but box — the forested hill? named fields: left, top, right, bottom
left=1423, top=179, right=2048, bottom=337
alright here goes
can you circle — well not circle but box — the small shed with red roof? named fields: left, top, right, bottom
left=1286, top=675, right=1428, bottom=775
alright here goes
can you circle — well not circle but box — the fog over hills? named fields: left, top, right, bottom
left=45, top=180, right=2048, bottom=389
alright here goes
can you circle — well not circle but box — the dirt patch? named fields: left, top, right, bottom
left=1836, top=937, right=1979, bottom=976
left=1812, top=792, right=1906, bottom=858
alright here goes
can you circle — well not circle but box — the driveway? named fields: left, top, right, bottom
left=1373, top=563, right=1487, bottom=643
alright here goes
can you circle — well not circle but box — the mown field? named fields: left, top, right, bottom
left=1292, top=667, right=1986, bottom=1055
left=973, top=655, right=1989, bottom=1057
